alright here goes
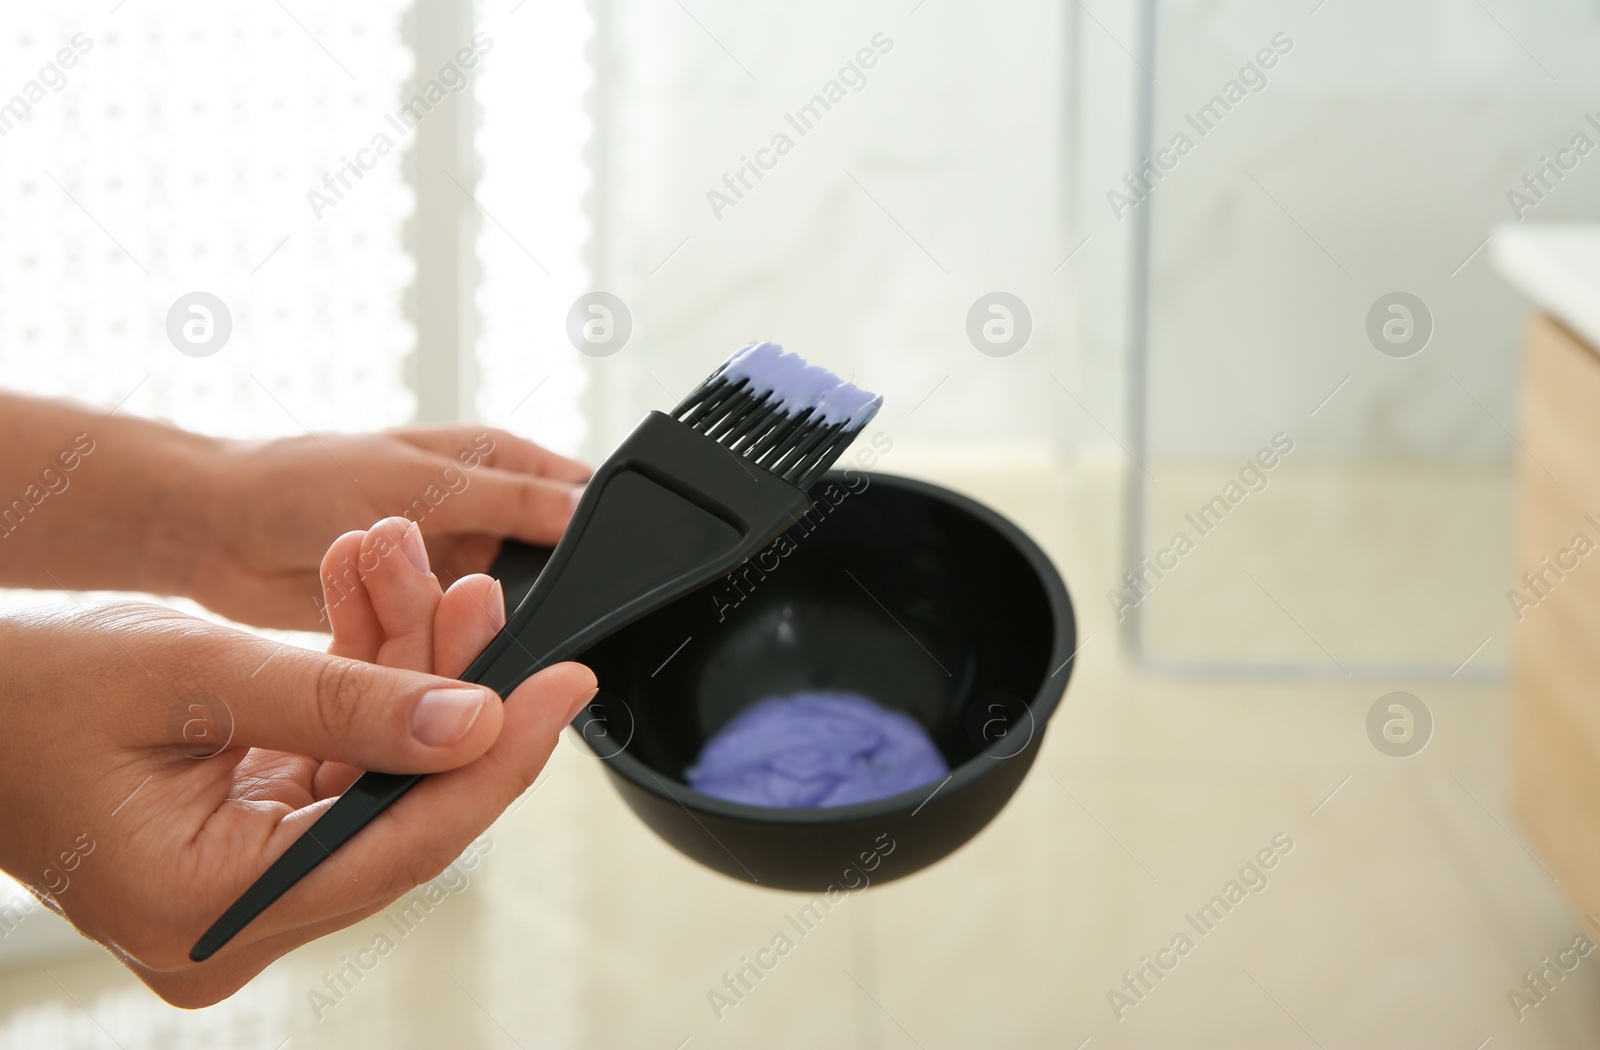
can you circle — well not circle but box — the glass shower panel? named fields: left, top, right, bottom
left=1132, top=0, right=1600, bottom=675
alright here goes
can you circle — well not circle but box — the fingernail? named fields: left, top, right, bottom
left=567, top=485, right=586, bottom=518
left=400, top=521, right=430, bottom=575
left=412, top=687, right=489, bottom=747
left=487, top=579, right=507, bottom=633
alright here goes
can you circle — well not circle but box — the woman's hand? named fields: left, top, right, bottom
left=0, top=393, right=588, bottom=630
left=0, top=516, right=594, bottom=1007
left=192, top=426, right=590, bottom=628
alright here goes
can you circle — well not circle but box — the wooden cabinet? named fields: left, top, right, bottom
left=1513, top=312, right=1600, bottom=915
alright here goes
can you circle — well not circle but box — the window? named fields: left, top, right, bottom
left=0, top=0, right=593, bottom=977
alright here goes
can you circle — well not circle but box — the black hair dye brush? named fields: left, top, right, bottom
left=190, top=342, right=882, bottom=961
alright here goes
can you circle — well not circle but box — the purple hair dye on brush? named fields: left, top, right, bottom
left=718, top=342, right=883, bottom=428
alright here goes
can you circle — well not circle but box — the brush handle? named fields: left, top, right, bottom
left=187, top=771, right=421, bottom=961
left=191, top=412, right=812, bottom=962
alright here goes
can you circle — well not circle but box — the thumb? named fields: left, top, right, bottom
left=206, top=633, right=507, bottom=773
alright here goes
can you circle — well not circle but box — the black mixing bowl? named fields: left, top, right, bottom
left=492, top=471, right=1076, bottom=891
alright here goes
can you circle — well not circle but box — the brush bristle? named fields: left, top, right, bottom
left=671, top=342, right=882, bottom=489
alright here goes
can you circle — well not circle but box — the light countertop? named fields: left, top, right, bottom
left=1493, top=223, right=1600, bottom=350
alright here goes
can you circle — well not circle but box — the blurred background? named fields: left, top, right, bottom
left=4, top=0, right=1600, bottom=1046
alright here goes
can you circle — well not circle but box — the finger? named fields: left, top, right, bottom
left=396, top=426, right=592, bottom=483
left=434, top=574, right=506, bottom=678
left=359, top=517, right=443, bottom=673
left=311, top=760, right=363, bottom=800
left=423, top=469, right=583, bottom=547
left=430, top=533, right=503, bottom=592
left=322, top=531, right=382, bottom=661
left=337, top=661, right=594, bottom=897
left=213, top=635, right=505, bottom=772
left=230, top=662, right=595, bottom=941
left=476, top=429, right=591, bottom=484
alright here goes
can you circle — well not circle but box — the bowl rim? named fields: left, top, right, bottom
left=584, top=470, right=1078, bottom=825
